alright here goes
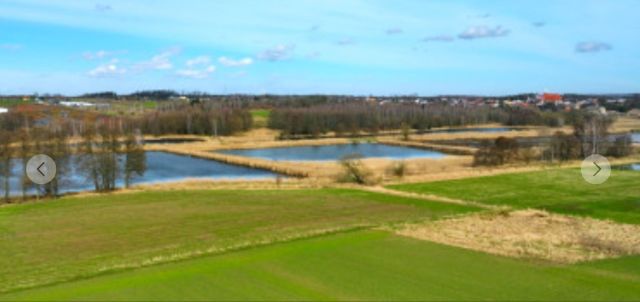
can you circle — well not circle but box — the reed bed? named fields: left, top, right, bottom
left=610, top=116, right=640, bottom=133
left=395, top=209, right=640, bottom=263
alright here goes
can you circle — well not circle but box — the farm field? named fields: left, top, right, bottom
left=389, top=168, right=640, bottom=224
left=3, top=231, right=639, bottom=301
left=0, top=189, right=476, bottom=294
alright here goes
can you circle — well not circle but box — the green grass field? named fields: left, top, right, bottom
left=4, top=231, right=639, bottom=301
left=389, top=168, right=640, bottom=224
left=142, top=100, right=157, bottom=109
left=0, top=99, right=31, bottom=108
left=250, top=109, right=271, bottom=128
left=0, top=189, right=475, bottom=293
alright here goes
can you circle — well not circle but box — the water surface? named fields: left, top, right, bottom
left=218, top=143, right=446, bottom=161
left=1, top=151, right=278, bottom=196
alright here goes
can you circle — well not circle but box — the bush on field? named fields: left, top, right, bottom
left=338, top=154, right=378, bottom=185
left=388, top=161, right=407, bottom=178
left=473, top=137, right=520, bottom=166
left=606, top=134, right=633, bottom=158
left=543, top=131, right=582, bottom=162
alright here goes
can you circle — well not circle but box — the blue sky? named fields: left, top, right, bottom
left=0, top=0, right=638, bottom=95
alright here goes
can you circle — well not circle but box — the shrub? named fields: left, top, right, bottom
left=388, top=161, right=407, bottom=178
left=338, top=154, right=377, bottom=185
left=473, top=137, right=520, bottom=166
left=606, top=134, right=633, bottom=158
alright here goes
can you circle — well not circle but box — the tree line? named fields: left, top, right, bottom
left=0, top=102, right=253, bottom=138
left=133, top=102, right=252, bottom=136
left=268, top=102, right=563, bottom=138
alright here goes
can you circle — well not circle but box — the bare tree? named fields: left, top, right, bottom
left=123, top=132, right=146, bottom=188
left=0, top=131, right=13, bottom=202
left=18, top=129, right=32, bottom=199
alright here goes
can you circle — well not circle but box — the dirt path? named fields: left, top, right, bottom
left=360, top=186, right=502, bottom=210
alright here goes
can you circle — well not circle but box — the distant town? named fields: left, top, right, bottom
left=1, top=91, right=639, bottom=116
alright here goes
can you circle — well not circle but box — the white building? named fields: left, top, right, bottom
left=60, top=101, right=93, bottom=107
left=0, top=107, right=8, bottom=114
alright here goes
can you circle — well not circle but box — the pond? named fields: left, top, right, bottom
left=217, top=143, right=446, bottom=161
left=633, top=133, right=639, bottom=143
left=1, top=151, right=279, bottom=197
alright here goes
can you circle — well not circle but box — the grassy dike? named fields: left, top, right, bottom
left=0, top=189, right=476, bottom=294
left=3, top=231, right=640, bottom=301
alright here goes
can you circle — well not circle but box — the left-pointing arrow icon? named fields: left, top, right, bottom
left=37, top=162, right=46, bottom=176
left=26, top=154, right=57, bottom=185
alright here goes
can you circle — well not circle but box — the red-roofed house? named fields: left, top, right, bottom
left=541, top=93, right=562, bottom=103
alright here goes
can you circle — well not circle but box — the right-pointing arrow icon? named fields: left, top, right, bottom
left=582, top=154, right=610, bottom=185
left=593, top=161, right=601, bottom=176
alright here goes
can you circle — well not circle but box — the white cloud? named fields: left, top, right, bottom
left=422, top=35, right=455, bottom=42
left=218, top=56, right=253, bottom=67
left=0, top=43, right=23, bottom=51
left=458, top=25, right=509, bottom=40
left=186, top=55, right=211, bottom=67
left=88, top=59, right=126, bottom=77
left=386, top=28, right=403, bottom=35
left=134, top=47, right=181, bottom=71
left=257, top=44, right=295, bottom=61
left=176, top=65, right=215, bottom=79
left=575, top=42, right=612, bottom=53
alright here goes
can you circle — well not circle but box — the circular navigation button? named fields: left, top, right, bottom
left=581, top=154, right=610, bottom=185
left=26, top=154, right=57, bottom=185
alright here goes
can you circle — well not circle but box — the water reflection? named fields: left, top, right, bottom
left=1, top=151, right=279, bottom=196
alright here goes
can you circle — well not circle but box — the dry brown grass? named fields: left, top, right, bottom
left=407, top=127, right=568, bottom=142
left=611, top=116, right=640, bottom=133
left=383, top=154, right=640, bottom=185
left=395, top=209, right=640, bottom=263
